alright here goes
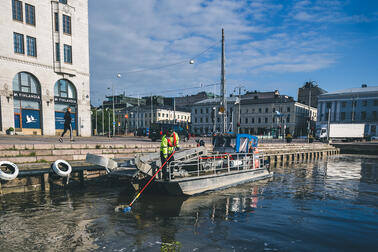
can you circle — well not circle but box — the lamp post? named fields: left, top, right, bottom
left=102, top=101, right=105, bottom=136
left=107, top=85, right=115, bottom=137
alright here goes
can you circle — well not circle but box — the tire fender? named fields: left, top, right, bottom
left=0, top=161, right=19, bottom=181
left=52, top=160, right=72, bottom=177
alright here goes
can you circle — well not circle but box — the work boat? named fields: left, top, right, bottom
left=86, top=134, right=273, bottom=196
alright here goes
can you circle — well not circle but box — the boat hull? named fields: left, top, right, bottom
left=154, top=168, right=273, bottom=196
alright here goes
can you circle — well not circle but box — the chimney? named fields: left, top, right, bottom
left=361, top=84, right=367, bottom=88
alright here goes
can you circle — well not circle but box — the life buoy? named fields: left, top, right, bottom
left=254, top=159, right=260, bottom=169
left=0, top=161, right=19, bottom=180
left=52, top=160, right=72, bottom=177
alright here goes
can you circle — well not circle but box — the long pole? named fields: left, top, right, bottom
left=108, top=109, right=111, bottom=138
left=125, top=151, right=176, bottom=211
left=95, top=108, right=98, bottom=136
left=102, top=102, right=104, bottom=136
left=112, top=86, right=115, bottom=136
left=150, top=95, right=153, bottom=126
left=221, top=28, right=226, bottom=134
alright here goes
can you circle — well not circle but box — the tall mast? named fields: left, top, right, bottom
left=221, top=28, right=227, bottom=133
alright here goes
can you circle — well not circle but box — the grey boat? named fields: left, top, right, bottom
left=86, top=135, right=273, bottom=196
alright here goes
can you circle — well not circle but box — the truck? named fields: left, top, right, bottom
left=316, top=123, right=366, bottom=142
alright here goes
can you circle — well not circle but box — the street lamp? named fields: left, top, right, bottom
left=107, top=85, right=115, bottom=137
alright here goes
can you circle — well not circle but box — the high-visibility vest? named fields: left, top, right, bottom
left=160, top=132, right=180, bottom=158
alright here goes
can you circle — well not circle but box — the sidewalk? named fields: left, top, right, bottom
left=0, top=135, right=158, bottom=144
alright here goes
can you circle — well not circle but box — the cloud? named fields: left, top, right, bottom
left=88, top=0, right=376, bottom=104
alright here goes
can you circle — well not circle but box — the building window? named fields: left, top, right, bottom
left=245, top=118, right=248, bottom=124
left=206, top=108, right=209, bottom=114
left=194, top=109, right=197, bottom=114
left=194, top=118, right=197, bottom=123
left=55, top=43, right=60, bottom=61
left=13, top=32, right=24, bottom=54
left=200, top=118, right=202, bottom=123
left=64, top=44, right=72, bottom=63
left=25, top=4, right=35, bottom=25
left=251, top=118, right=255, bottom=123
left=265, top=117, right=268, bottom=123
left=63, top=14, right=71, bottom=34
left=206, top=118, right=208, bottom=123
left=12, top=0, right=23, bottom=21
left=26, top=36, right=36, bottom=57
left=362, top=100, right=367, bottom=107
left=265, top=108, right=268, bottom=113
left=374, top=100, right=378, bottom=106
left=287, top=107, right=290, bottom=112
left=361, top=111, right=366, bottom=120
left=54, top=13, right=59, bottom=31
left=258, top=118, right=261, bottom=123
left=54, top=79, right=76, bottom=98
left=59, top=0, right=68, bottom=4
left=342, top=101, right=346, bottom=108
left=373, top=111, right=377, bottom=121
left=258, top=108, right=262, bottom=113
left=341, top=112, right=346, bottom=120
left=200, top=108, right=203, bottom=113
left=286, top=116, right=290, bottom=123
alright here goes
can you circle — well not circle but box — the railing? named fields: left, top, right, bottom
left=167, top=153, right=266, bottom=181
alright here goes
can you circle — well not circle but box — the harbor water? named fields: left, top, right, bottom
left=0, top=155, right=377, bottom=251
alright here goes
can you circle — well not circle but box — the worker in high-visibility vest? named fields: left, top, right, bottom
left=160, top=128, right=180, bottom=181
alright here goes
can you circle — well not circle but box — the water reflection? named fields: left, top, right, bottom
left=0, top=156, right=377, bottom=251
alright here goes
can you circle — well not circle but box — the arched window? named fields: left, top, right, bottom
left=12, top=72, right=42, bottom=132
left=54, top=79, right=76, bottom=99
left=54, top=79, right=77, bottom=132
left=13, top=72, right=41, bottom=94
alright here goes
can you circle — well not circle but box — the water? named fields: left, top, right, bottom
left=1, top=155, right=377, bottom=251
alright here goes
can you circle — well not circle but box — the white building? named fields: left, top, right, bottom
left=120, top=106, right=191, bottom=132
left=0, top=0, right=90, bottom=136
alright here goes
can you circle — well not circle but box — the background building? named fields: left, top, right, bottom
left=118, top=106, right=190, bottom=133
left=0, top=0, right=91, bottom=136
left=298, top=81, right=327, bottom=108
left=191, top=97, right=237, bottom=135
left=239, top=91, right=317, bottom=137
left=317, top=85, right=378, bottom=136
left=190, top=90, right=317, bottom=137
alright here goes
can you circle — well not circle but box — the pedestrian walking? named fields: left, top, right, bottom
left=59, top=107, right=73, bottom=142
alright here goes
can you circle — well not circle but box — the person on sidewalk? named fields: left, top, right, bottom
left=59, top=107, right=73, bottom=143
left=160, top=128, right=180, bottom=181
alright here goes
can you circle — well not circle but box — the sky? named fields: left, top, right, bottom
left=89, top=0, right=378, bottom=105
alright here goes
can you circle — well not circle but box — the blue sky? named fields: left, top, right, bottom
left=89, top=0, right=378, bottom=105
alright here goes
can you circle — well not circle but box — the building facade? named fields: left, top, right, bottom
left=191, top=97, right=237, bottom=135
left=117, top=106, right=191, bottom=133
left=239, top=92, right=317, bottom=137
left=317, top=85, right=378, bottom=136
left=0, top=0, right=90, bottom=136
left=191, top=91, right=317, bottom=137
left=297, top=81, right=327, bottom=108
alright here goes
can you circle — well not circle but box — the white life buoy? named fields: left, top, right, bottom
left=0, top=161, right=19, bottom=180
left=52, top=160, right=72, bottom=177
